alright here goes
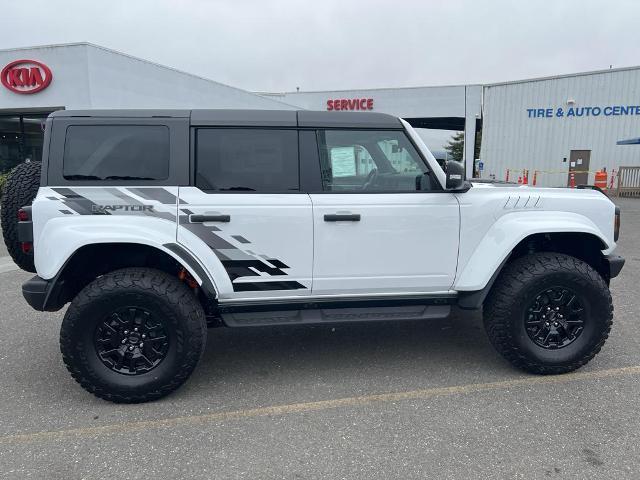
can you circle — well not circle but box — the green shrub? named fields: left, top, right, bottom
left=0, top=172, right=8, bottom=198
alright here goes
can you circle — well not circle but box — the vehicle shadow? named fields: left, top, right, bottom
left=187, top=308, right=515, bottom=396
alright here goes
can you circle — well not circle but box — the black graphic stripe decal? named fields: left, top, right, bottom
left=106, top=188, right=177, bottom=222
left=52, top=187, right=179, bottom=222
left=176, top=209, right=306, bottom=292
left=52, top=188, right=110, bottom=215
left=221, top=259, right=287, bottom=280
left=231, top=235, right=250, bottom=244
left=128, top=188, right=181, bottom=205
left=264, top=259, right=288, bottom=269
left=232, top=281, right=307, bottom=292
left=182, top=223, right=237, bottom=250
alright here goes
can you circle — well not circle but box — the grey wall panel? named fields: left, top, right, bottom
left=481, top=68, right=640, bottom=187
left=262, top=85, right=471, bottom=118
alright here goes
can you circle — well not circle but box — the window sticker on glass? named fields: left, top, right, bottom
left=318, top=129, right=435, bottom=192
left=330, top=147, right=356, bottom=177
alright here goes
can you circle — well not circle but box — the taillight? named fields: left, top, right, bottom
left=614, top=207, right=621, bottom=242
left=17, top=208, right=33, bottom=254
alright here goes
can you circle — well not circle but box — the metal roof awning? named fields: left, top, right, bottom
left=617, top=137, right=640, bottom=145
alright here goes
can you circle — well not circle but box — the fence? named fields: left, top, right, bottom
left=496, top=167, right=640, bottom=195
left=502, top=168, right=613, bottom=189
left=616, top=166, right=640, bottom=197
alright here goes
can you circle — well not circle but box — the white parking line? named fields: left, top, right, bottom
left=0, top=256, right=19, bottom=274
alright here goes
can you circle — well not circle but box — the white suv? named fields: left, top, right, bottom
left=4, top=109, right=624, bottom=403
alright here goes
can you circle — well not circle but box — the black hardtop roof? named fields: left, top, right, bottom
left=50, top=109, right=403, bottom=129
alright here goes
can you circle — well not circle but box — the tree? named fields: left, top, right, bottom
left=444, top=130, right=482, bottom=162
left=444, top=132, right=464, bottom=161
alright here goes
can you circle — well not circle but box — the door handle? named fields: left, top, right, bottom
left=189, top=214, right=231, bottom=223
left=324, top=213, right=361, bottom=222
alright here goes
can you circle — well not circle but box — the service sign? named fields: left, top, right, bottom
left=327, top=98, right=374, bottom=111
left=1, top=59, right=53, bottom=94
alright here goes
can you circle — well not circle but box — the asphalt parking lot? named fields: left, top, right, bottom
left=0, top=198, right=639, bottom=479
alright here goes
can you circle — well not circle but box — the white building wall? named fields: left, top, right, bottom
left=264, top=85, right=469, bottom=118
left=0, top=43, right=293, bottom=111
left=480, top=67, right=640, bottom=187
left=84, top=45, right=295, bottom=109
left=0, top=44, right=92, bottom=111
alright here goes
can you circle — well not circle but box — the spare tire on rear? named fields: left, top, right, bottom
left=1, top=161, right=41, bottom=273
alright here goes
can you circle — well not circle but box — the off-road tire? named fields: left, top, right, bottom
left=483, top=252, right=613, bottom=374
left=60, top=268, right=207, bottom=403
left=1, top=161, right=41, bottom=272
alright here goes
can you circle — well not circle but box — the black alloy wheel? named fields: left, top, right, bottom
left=525, top=287, right=585, bottom=349
left=94, top=306, right=170, bottom=375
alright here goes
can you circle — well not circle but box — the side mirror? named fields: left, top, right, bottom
left=445, top=161, right=466, bottom=190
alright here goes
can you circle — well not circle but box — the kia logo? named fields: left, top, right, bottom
left=1, top=59, right=52, bottom=94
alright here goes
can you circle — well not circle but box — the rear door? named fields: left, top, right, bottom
left=308, top=128, right=460, bottom=296
left=177, top=127, right=313, bottom=300
left=568, top=150, right=591, bottom=186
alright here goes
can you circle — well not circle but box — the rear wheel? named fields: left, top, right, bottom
left=60, top=268, right=207, bottom=403
left=1, top=161, right=41, bottom=272
left=483, top=252, right=613, bottom=374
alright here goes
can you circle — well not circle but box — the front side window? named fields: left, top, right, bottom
left=63, top=125, right=169, bottom=180
left=196, top=129, right=299, bottom=192
left=317, top=130, right=435, bottom=192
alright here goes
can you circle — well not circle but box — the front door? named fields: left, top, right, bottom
left=568, top=150, right=591, bottom=186
left=178, top=128, right=313, bottom=300
left=309, top=128, right=460, bottom=296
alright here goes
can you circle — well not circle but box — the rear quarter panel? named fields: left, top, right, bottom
left=31, top=187, right=196, bottom=281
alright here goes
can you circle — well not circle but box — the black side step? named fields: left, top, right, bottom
left=217, top=294, right=457, bottom=314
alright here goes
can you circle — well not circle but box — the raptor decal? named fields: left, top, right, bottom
left=43, top=187, right=306, bottom=293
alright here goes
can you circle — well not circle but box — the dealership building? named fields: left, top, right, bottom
left=2, top=42, right=640, bottom=187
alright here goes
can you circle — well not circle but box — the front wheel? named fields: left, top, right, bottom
left=60, top=268, right=207, bottom=403
left=483, top=253, right=613, bottom=374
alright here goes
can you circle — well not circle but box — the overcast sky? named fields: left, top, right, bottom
left=2, top=0, right=639, bottom=93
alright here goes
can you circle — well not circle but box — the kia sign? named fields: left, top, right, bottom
left=327, top=98, right=374, bottom=111
left=1, top=59, right=52, bottom=94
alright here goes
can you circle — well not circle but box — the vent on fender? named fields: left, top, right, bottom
left=503, top=195, right=542, bottom=210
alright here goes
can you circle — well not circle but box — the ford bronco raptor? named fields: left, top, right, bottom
left=3, top=109, right=624, bottom=403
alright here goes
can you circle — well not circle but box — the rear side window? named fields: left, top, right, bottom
left=63, top=125, right=170, bottom=180
left=195, top=129, right=299, bottom=192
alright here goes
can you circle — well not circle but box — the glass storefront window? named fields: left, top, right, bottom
left=0, top=113, right=49, bottom=174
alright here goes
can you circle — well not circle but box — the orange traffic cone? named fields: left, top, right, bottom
left=570, top=172, right=576, bottom=188
left=523, top=169, right=529, bottom=185
left=609, top=169, right=616, bottom=190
